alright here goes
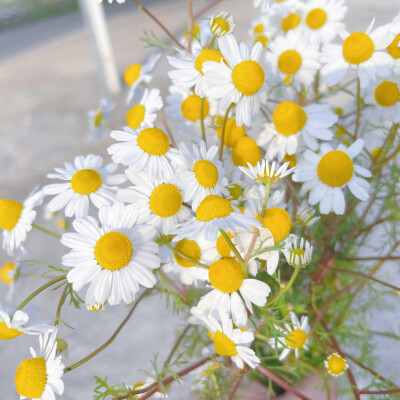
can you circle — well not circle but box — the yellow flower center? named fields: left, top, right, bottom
left=184, top=23, right=200, bottom=38
left=217, top=118, right=246, bottom=147
left=149, top=184, right=182, bottom=218
left=273, top=102, right=307, bottom=136
left=216, top=231, right=234, bottom=258
left=283, top=153, right=297, bottom=168
left=0, top=199, right=23, bottom=231
left=1, top=262, right=16, bottom=284
left=124, top=63, right=142, bottom=86
left=342, top=32, right=374, bottom=64
left=261, top=208, right=291, bottom=244
left=196, top=195, right=233, bottom=221
left=285, top=329, right=308, bottom=348
left=254, top=35, right=269, bottom=49
left=253, top=23, right=264, bottom=35
left=94, top=232, right=133, bottom=271
left=387, top=33, right=400, bottom=59
left=232, top=60, right=265, bottom=96
left=209, top=258, right=243, bottom=293
left=317, top=150, right=354, bottom=187
left=71, top=169, right=102, bottom=195
left=174, top=239, right=201, bottom=268
left=15, top=357, right=47, bottom=399
left=281, top=13, right=301, bottom=33
left=326, top=354, right=347, bottom=376
left=306, top=8, right=327, bottom=30
left=93, top=110, right=104, bottom=127
left=228, top=184, right=243, bottom=201
left=181, top=94, right=210, bottom=122
left=278, top=50, right=302, bottom=75
left=127, top=104, right=146, bottom=130
left=213, top=331, right=238, bottom=357
left=374, top=81, right=399, bottom=107
left=137, top=127, right=170, bottom=156
left=195, top=49, right=224, bottom=75
left=193, top=160, right=219, bottom=189
left=211, top=18, right=230, bottom=34
left=0, top=321, right=23, bottom=340
left=371, top=147, right=383, bottom=160
left=232, top=136, right=261, bottom=167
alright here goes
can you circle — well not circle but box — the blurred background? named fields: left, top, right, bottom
left=0, top=0, right=399, bottom=398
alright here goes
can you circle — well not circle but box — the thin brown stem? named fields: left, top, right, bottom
left=354, top=78, right=361, bottom=139
left=186, top=0, right=194, bottom=52
left=193, top=0, right=224, bottom=19
left=358, top=388, right=400, bottom=395
left=345, top=255, right=400, bottom=261
left=219, top=103, right=234, bottom=160
left=228, top=373, right=244, bottom=400
left=164, top=325, right=190, bottom=367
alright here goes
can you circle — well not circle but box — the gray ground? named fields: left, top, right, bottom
left=0, top=0, right=399, bottom=399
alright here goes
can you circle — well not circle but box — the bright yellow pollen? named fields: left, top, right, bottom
left=149, top=184, right=182, bottom=218
left=94, top=232, right=133, bottom=271
left=209, top=258, right=243, bottom=293
left=124, top=63, right=142, bottom=86
left=137, top=127, right=170, bottom=156
left=325, top=354, right=347, bottom=376
left=283, top=153, right=297, bottom=168
left=213, top=331, right=238, bottom=357
left=184, top=23, right=200, bottom=38
left=306, top=8, right=327, bottom=30
left=232, top=136, right=261, bottom=167
left=254, top=35, right=269, bottom=49
left=217, top=118, right=246, bottom=148
left=15, top=357, right=47, bottom=398
left=216, top=231, right=234, bottom=258
left=1, top=262, right=16, bottom=284
left=285, top=329, right=308, bottom=348
left=211, top=18, right=230, bottom=34
left=195, top=49, right=224, bottom=75
left=193, top=160, right=219, bottom=188
left=0, top=199, right=23, bottom=231
left=374, top=81, right=399, bottom=107
left=71, top=169, right=102, bottom=195
left=0, top=321, right=23, bottom=340
left=181, top=94, right=209, bottom=122
left=317, top=150, right=354, bottom=187
left=261, top=208, right=291, bottom=244
left=174, top=239, right=201, bottom=268
left=281, top=13, right=301, bottom=33
left=283, top=75, right=293, bottom=86
left=278, top=50, right=302, bottom=75
left=196, top=195, right=233, bottom=222
left=127, top=104, right=146, bottom=129
left=387, top=33, right=400, bottom=59
left=228, top=184, right=243, bottom=201
left=343, top=32, right=374, bottom=64
left=232, top=60, right=265, bottom=96
left=254, top=23, right=264, bottom=35
left=93, top=110, right=104, bottom=127
left=273, top=102, right=307, bottom=136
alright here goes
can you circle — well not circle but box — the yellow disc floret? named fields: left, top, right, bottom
left=181, top=94, right=209, bottom=122
left=213, top=331, right=238, bottom=357
left=174, top=239, right=201, bottom=268
left=232, top=60, right=265, bottom=96
left=387, top=33, right=400, bottom=59
left=232, top=136, right=261, bottom=167
left=1, top=262, right=16, bottom=284
left=209, top=258, right=243, bottom=293
left=211, top=18, right=230, bottom=35
left=343, top=32, right=374, bottom=64
left=195, top=49, right=224, bottom=75
left=281, top=13, right=301, bottom=33
left=216, top=231, right=234, bottom=258
left=283, top=153, right=297, bottom=168
left=0, top=199, right=23, bottom=231
left=285, top=329, right=308, bottom=348
left=0, top=322, right=23, bottom=340
left=374, top=81, right=399, bottom=107
left=278, top=50, right=302, bottom=75
left=273, top=102, right=307, bottom=136
left=124, top=63, right=142, bottom=86
left=196, top=195, right=233, bottom=221
left=93, top=110, right=103, bottom=127
left=15, top=357, right=47, bottom=398
left=306, top=8, right=327, bottom=30
left=149, top=184, right=182, bottom=218
left=94, top=232, right=133, bottom=271
left=261, top=208, right=291, bottom=244
left=253, top=23, right=264, bottom=35
left=137, top=127, right=170, bottom=156
left=71, top=169, right=102, bottom=195
left=254, top=35, right=269, bottom=49
left=193, top=160, right=219, bottom=189
left=127, top=104, right=146, bottom=129
left=317, top=150, right=354, bottom=187
left=217, top=119, right=246, bottom=147
left=325, top=353, right=348, bottom=376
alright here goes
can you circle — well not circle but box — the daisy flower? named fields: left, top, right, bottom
left=176, top=142, right=228, bottom=210
left=43, top=154, right=126, bottom=219
left=61, top=202, right=160, bottom=306
left=249, top=16, right=276, bottom=50
left=108, top=126, right=179, bottom=180
left=270, top=312, right=310, bottom=360
left=293, top=139, right=372, bottom=215
left=324, top=353, right=349, bottom=377
left=88, top=98, right=115, bottom=140
left=14, top=329, right=64, bottom=400
left=117, top=170, right=191, bottom=235
left=231, top=136, right=262, bottom=167
left=215, top=118, right=246, bottom=148
left=321, top=20, right=394, bottom=89
left=386, top=15, right=400, bottom=73
left=266, top=31, right=320, bottom=88
left=126, top=88, right=163, bottom=130
left=295, top=203, right=319, bottom=226
left=1, top=261, right=18, bottom=286
left=239, top=159, right=295, bottom=184
left=268, top=1, right=305, bottom=35
left=203, top=35, right=267, bottom=126
left=283, top=234, right=313, bottom=267
left=210, top=12, right=235, bottom=37
left=125, top=53, right=161, bottom=104
left=0, top=189, right=44, bottom=255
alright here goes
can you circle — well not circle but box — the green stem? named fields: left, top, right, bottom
left=219, top=229, right=248, bottom=278
left=354, top=78, right=361, bottom=139
left=55, top=283, right=70, bottom=326
left=200, top=97, right=207, bottom=144
left=165, top=242, right=209, bottom=269
left=219, top=103, right=234, bottom=161
left=32, top=223, right=61, bottom=239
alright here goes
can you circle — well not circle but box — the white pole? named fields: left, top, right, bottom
left=78, top=0, right=121, bottom=95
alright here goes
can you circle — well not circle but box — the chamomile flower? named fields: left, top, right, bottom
left=176, top=142, right=228, bottom=210
left=283, top=234, right=313, bottom=267
left=43, top=155, right=126, bottom=219
left=295, top=203, right=319, bottom=226
left=210, top=12, right=235, bottom=37
left=239, top=159, right=295, bottom=184
left=203, top=35, right=267, bottom=126
left=126, top=88, right=163, bottom=130
left=231, top=136, right=262, bottom=167
left=108, top=126, right=179, bottom=180
left=86, top=302, right=106, bottom=312
left=215, top=118, right=246, bottom=148
left=1, top=261, right=18, bottom=285
left=88, top=98, right=115, bottom=140
left=15, top=329, right=64, bottom=400
left=270, top=312, right=310, bottom=360
left=324, top=353, right=349, bottom=377
left=293, top=139, right=372, bottom=215
left=0, top=189, right=44, bottom=255
left=321, top=20, right=394, bottom=89
left=117, top=170, right=191, bottom=235
left=61, top=202, right=160, bottom=305
left=125, top=53, right=161, bottom=104
left=386, top=15, right=400, bottom=72
left=249, top=16, right=275, bottom=50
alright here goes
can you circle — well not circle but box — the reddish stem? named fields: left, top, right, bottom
left=193, top=0, right=224, bottom=19
left=358, top=388, right=400, bottom=395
